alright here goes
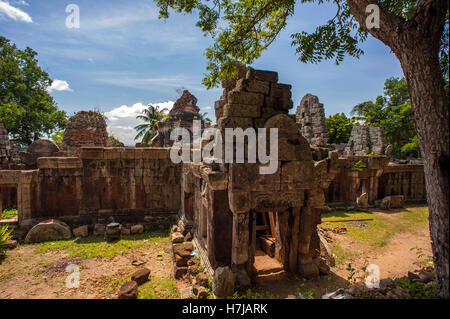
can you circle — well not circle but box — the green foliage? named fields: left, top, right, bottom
left=1, top=208, right=18, bottom=220
left=351, top=77, right=418, bottom=158
left=51, top=131, right=64, bottom=147
left=346, top=263, right=357, bottom=286
left=0, top=36, right=67, bottom=146
left=396, top=277, right=438, bottom=298
left=0, top=225, right=13, bottom=254
left=351, top=159, right=366, bottom=170
left=326, top=112, right=355, bottom=144
left=134, top=104, right=168, bottom=146
left=196, top=112, right=212, bottom=123
left=154, top=0, right=446, bottom=89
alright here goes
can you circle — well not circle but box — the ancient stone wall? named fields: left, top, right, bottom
left=344, top=125, right=387, bottom=155
left=0, top=147, right=181, bottom=226
left=60, top=111, right=108, bottom=156
left=378, top=163, right=426, bottom=202
left=0, top=123, right=22, bottom=170
left=295, top=94, right=328, bottom=146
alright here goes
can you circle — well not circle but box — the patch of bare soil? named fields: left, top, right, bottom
left=0, top=241, right=175, bottom=299
left=253, top=208, right=432, bottom=298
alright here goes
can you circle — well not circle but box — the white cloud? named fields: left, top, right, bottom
left=47, top=79, right=73, bottom=93
left=0, top=1, right=32, bottom=23
left=104, top=101, right=174, bottom=146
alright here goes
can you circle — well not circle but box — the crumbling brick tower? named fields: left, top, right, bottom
left=180, top=67, right=339, bottom=288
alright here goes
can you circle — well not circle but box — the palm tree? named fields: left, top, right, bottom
left=196, top=112, right=212, bottom=124
left=134, top=104, right=168, bottom=146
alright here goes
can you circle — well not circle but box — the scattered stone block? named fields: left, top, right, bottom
left=195, top=273, right=209, bottom=288
left=24, top=219, right=72, bottom=243
left=130, top=224, right=144, bottom=234
left=184, top=242, right=194, bottom=251
left=184, top=232, right=192, bottom=242
left=356, top=193, right=369, bottom=209
left=174, top=266, right=188, bottom=279
left=72, top=225, right=88, bottom=238
left=172, top=232, right=184, bottom=243
left=121, top=228, right=131, bottom=235
left=131, top=268, right=151, bottom=285
left=175, top=254, right=188, bottom=267
left=118, top=281, right=138, bottom=299
left=197, top=286, right=208, bottom=299
left=93, top=224, right=105, bottom=236
left=212, top=266, right=234, bottom=298
left=180, top=286, right=195, bottom=299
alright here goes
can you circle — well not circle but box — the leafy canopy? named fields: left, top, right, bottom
left=326, top=112, right=355, bottom=144
left=351, top=77, right=418, bottom=158
left=0, top=36, right=67, bottom=146
left=153, top=0, right=438, bottom=88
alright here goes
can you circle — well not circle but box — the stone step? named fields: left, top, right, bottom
left=254, top=249, right=284, bottom=275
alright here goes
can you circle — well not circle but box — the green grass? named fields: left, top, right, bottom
left=32, top=231, right=169, bottom=259
left=329, top=242, right=360, bottom=265
left=1, top=208, right=18, bottom=220
left=105, top=275, right=178, bottom=299
left=322, top=207, right=429, bottom=250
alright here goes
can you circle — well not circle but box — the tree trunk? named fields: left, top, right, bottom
left=397, top=45, right=449, bottom=299
left=347, top=0, right=449, bottom=298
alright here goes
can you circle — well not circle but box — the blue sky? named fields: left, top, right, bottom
left=0, top=0, right=404, bottom=145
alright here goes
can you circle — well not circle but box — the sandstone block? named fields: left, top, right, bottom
left=228, top=90, right=264, bottom=106
left=25, top=219, right=72, bottom=243
left=131, top=268, right=151, bottom=285
left=223, top=103, right=261, bottom=118
left=118, top=281, right=138, bottom=299
left=72, top=225, right=88, bottom=238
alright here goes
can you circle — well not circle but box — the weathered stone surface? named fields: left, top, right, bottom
left=174, top=266, right=188, bottom=279
left=184, top=242, right=194, bottom=251
left=130, top=224, right=144, bottom=234
left=157, top=90, right=202, bottom=147
left=121, top=228, right=131, bottom=235
left=93, top=224, right=105, bottom=236
left=228, top=90, right=264, bottom=106
left=25, top=219, right=72, bottom=243
left=197, top=286, right=209, bottom=299
left=195, top=273, right=209, bottom=288
left=295, top=94, right=327, bottom=146
left=223, top=103, right=261, bottom=118
left=28, top=139, right=59, bottom=154
left=172, top=232, right=185, bottom=243
left=184, top=232, right=192, bottom=242
left=60, top=111, right=108, bottom=155
left=356, top=193, right=369, bottom=209
left=235, top=78, right=270, bottom=94
left=345, top=125, right=387, bottom=155
left=246, top=68, right=278, bottom=83
left=265, top=83, right=293, bottom=111
left=173, top=245, right=192, bottom=258
left=180, top=286, right=195, bottom=299
left=212, top=266, right=235, bottom=298
left=118, top=281, right=138, bottom=299
left=131, top=268, right=151, bottom=285
left=380, top=195, right=405, bottom=209
left=175, top=254, right=188, bottom=267
left=72, top=225, right=88, bottom=237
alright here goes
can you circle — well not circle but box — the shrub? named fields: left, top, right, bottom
left=0, top=225, right=13, bottom=255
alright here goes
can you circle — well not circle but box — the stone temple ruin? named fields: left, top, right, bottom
left=0, top=67, right=427, bottom=297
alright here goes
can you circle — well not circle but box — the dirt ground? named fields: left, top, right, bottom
left=1, top=206, right=432, bottom=299
left=253, top=206, right=433, bottom=298
left=0, top=235, right=187, bottom=299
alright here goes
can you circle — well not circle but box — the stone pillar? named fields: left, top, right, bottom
left=231, top=212, right=251, bottom=287
left=275, top=210, right=290, bottom=269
